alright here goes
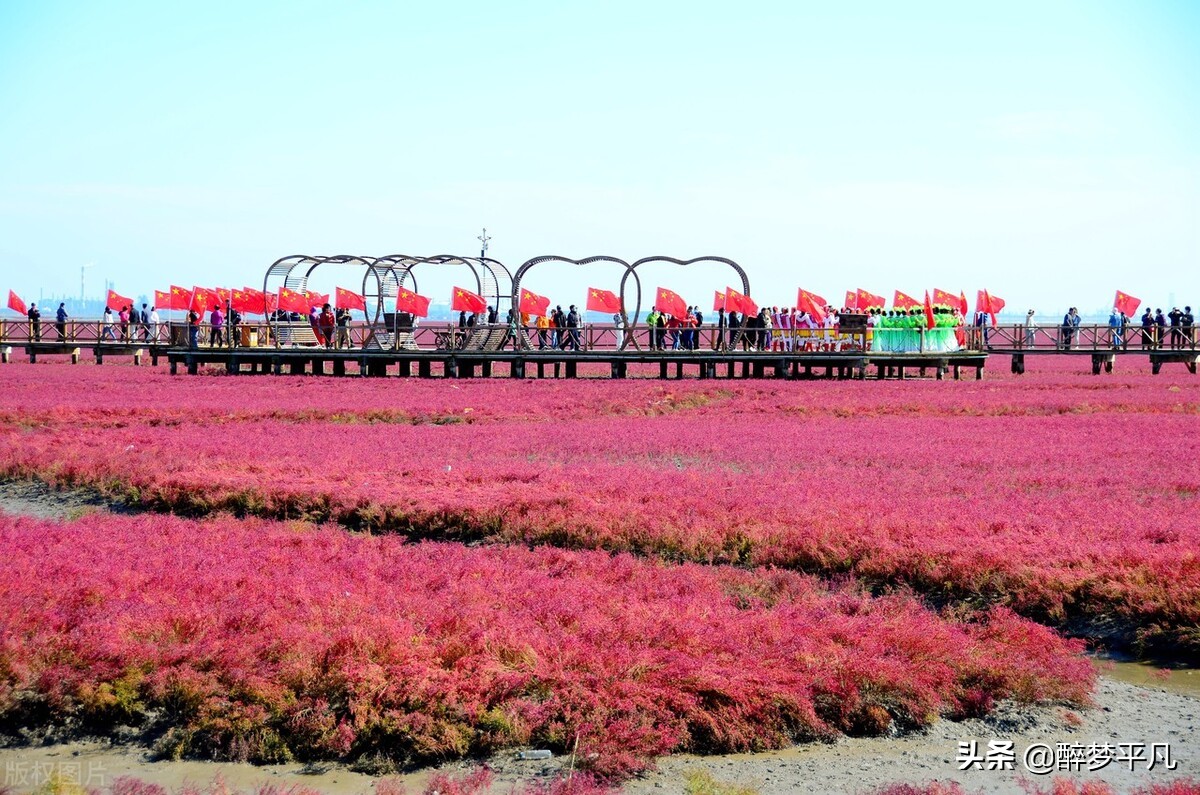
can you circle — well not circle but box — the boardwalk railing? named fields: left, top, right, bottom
left=965, top=323, right=1198, bottom=352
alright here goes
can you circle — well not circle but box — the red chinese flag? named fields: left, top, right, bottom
left=959, top=290, right=969, bottom=318
left=857, top=289, right=886, bottom=311
left=336, top=287, right=367, bottom=312
left=1114, top=290, right=1140, bottom=317
left=263, top=291, right=278, bottom=314
left=844, top=290, right=858, bottom=310
left=654, top=287, right=688, bottom=318
left=519, top=288, right=551, bottom=317
left=451, top=286, right=487, bottom=314
left=107, top=289, right=133, bottom=311
left=712, top=290, right=726, bottom=312
left=169, top=285, right=191, bottom=310
left=586, top=287, right=622, bottom=314
left=923, top=290, right=936, bottom=330
left=983, top=290, right=1006, bottom=325
left=154, top=290, right=171, bottom=309
left=190, top=287, right=221, bottom=314
left=237, top=287, right=264, bottom=314
left=797, top=288, right=827, bottom=323
left=8, top=290, right=27, bottom=315
left=932, top=288, right=957, bottom=308
left=277, top=287, right=309, bottom=314
left=215, top=288, right=231, bottom=305
left=307, top=291, right=329, bottom=309
left=893, top=290, right=920, bottom=310
left=726, top=286, right=757, bottom=316
left=396, top=288, right=431, bottom=317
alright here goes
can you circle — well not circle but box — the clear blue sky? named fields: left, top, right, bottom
left=1, top=0, right=1197, bottom=316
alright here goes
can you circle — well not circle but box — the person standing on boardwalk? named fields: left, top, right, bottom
left=55, top=303, right=69, bottom=341
left=336, top=307, right=350, bottom=349
left=613, top=312, right=625, bottom=349
left=119, top=306, right=130, bottom=342
left=1024, top=310, right=1036, bottom=348
left=1060, top=308, right=1076, bottom=350
left=102, top=307, right=116, bottom=340
left=1140, top=308, right=1155, bottom=349
left=1183, top=306, right=1195, bottom=346
left=138, top=303, right=150, bottom=341
left=148, top=306, right=160, bottom=343
left=1168, top=307, right=1183, bottom=349
left=1108, top=307, right=1122, bottom=349
left=187, top=308, right=200, bottom=349
left=210, top=304, right=225, bottom=347
left=565, top=305, right=581, bottom=351
left=228, top=302, right=241, bottom=348
left=318, top=303, right=335, bottom=349
left=1155, top=309, right=1167, bottom=349
left=715, top=308, right=727, bottom=351
left=27, top=303, right=41, bottom=341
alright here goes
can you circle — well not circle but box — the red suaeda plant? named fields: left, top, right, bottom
left=2, top=359, right=1195, bottom=654
left=0, top=511, right=1092, bottom=780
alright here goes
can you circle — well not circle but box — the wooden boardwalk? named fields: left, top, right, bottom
left=158, top=348, right=988, bottom=380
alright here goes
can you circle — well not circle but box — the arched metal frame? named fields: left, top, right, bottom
left=263, top=254, right=381, bottom=348
left=379, top=254, right=513, bottom=318
left=620, top=256, right=751, bottom=350
left=511, top=256, right=642, bottom=350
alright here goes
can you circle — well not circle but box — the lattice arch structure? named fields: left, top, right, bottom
left=619, top=256, right=751, bottom=350
left=511, top=255, right=640, bottom=350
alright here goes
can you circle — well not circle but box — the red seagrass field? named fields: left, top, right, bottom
left=0, top=356, right=1197, bottom=787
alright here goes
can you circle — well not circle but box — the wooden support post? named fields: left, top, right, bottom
left=333, top=359, right=346, bottom=376
left=187, top=355, right=198, bottom=375
left=611, top=360, right=621, bottom=379
left=699, top=360, right=709, bottom=379
left=953, top=364, right=961, bottom=380
left=536, top=361, right=545, bottom=379
left=898, top=365, right=906, bottom=380
left=417, top=359, right=430, bottom=377
left=133, top=348, right=144, bottom=366
left=660, top=360, right=669, bottom=379
left=169, top=359, right=177, bottom=375
left=151, top=351, right=159, bottom=367
left=0, top=346, right=9, bottom=364
left=445, top=358, right=458, bottom=378
left=70, top=348, right=80, bottom=364
left=727, top=361, right=735, bottom=378
left=481, top=360, right=492, bottom=378
left=976, top=364, right=984, bottom=380
left=226, top=357, right=237, bottom=374
left=289, top=360, right=304, bottom=375
left=1152, top=359, right=1162, bottom=375
left=95, top=350, right=104, bottom=365
left=774, top=358, right=786, bottom=378
left=399, top=359, right=411, bottom=377
left=566, top=360, right=577, bottom=378
left=553, top=362, right=561, bottom=379
left=877, top=363, right=886, bottom=379
left=675, top=361, right=683, bottom=379
left=272, top=356, right=283, bottom=375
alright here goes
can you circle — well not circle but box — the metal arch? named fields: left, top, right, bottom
left=411, top=254, right=503, bottom=315
left=264, top=255, right=322, bottom=347
left=511, top=255, right=641, bottom=351
left=263, top=254, right=382, bottom=348
left=622, top=255, right=751, bottom=350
